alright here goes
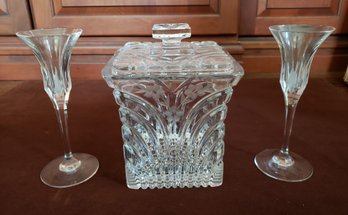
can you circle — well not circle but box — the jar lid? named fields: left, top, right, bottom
left=103, top=23, right=244, bottom=85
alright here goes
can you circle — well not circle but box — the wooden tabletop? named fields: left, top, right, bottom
left=0, top=79, right=347, bottom=215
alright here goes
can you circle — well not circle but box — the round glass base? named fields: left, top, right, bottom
left=40, top=153, right=99, bottom=188
left=254, top=149, right=313, bottom=182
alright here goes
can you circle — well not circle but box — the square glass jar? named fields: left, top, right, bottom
left=102, top=23, right=244, bottom=189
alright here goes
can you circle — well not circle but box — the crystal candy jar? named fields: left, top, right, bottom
left=102, top=23, right=244, bottom=189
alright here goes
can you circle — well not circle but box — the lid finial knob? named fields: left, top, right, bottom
left=152, top=23, right=191, bottom=47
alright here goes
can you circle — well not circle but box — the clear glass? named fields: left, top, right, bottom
left=103, top=23, right=244, bottom=189
left=254, top=24, right=335, bottom=182
left=16, top=28, right=99, bottom=188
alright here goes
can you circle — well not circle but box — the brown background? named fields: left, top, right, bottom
left=1, top=1, right=348, bottom=214
left=0, top=0, right=347, bottom=79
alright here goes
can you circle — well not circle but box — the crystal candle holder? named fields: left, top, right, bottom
left=16, top=28, right=99, bottom=188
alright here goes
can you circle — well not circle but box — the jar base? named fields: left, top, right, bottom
left=125, top=163, right=223, bottom=189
